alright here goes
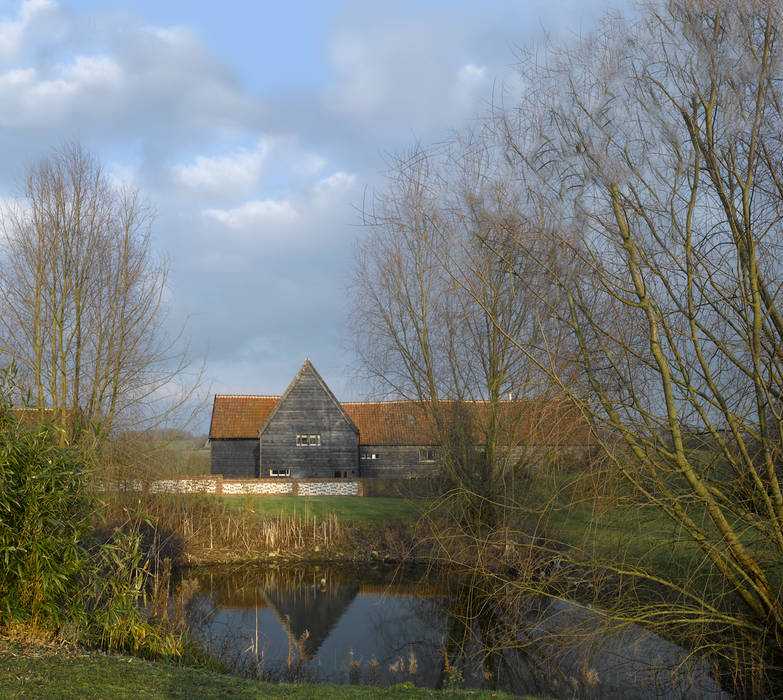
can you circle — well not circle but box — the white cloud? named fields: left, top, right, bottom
left=0, top=53, right=121, bottom=126
left=326, top=32, right=385, bottom=114
left=0, top=0, right=57, bottom=61
left=203, top=199, right=298, bottom=229
left=174, top=139, right=269, bottom=194
left=453, top=62, right=489, bottom=110
left=458, top=63, right=486, bottom=83
left=61, top=55, right=121, bottom=85
left=323, top=22, right=498, bottom=137
left=0, top=66, right=35, bottom=89
left=317, top=171, right=356, bottom=191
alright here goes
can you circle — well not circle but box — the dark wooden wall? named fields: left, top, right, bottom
left=260, top=368, right=358, bottom=478
left=358, top=445, right=439, bottom=478
left=210, top=439, right=259, bottom=478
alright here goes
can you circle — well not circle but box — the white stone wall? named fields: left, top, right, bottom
left=148, top=478, right=218, bottom=494
left=298, top=480, right=359, bottom=496
left=222, top=480, right=292, bottom=495
left=94, top=480, right=144, bottom=492
left=95, top=476, right=361, bottom=496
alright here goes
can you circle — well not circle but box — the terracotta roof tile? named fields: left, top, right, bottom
left=209, top=394, right=593, bottom=447
left=209, top=395, right=279, bottom=439
left=344, top=401, right=437, bottom=445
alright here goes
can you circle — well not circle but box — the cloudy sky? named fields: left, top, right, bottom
left=0, top=0, right=622, bottom=425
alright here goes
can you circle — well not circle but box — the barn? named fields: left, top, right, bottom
left=208, top=359, right=592, bottom=479
left=208, top=360, right=440, bottom=479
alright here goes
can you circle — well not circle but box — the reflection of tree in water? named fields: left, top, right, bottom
left=409, top=574, right=553, bottom=695
left=416, top=572, right=731, bottom=700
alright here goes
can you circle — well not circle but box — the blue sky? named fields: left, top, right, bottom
left=0, top=0, right=623, bottom=428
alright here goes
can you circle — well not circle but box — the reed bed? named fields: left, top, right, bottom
left=99, top=492, right=371, bottom=565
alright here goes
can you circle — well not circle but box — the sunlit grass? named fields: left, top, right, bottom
left=217, top=494, right=423, bottom=523
left=0, top=638, right=527, bottom=700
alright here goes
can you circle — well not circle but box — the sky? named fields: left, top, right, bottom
left=0, top=0, right=623, bottom=428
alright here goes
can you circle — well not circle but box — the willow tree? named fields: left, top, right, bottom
left=481, top=0, right=783, bottom=685
left=0, top=143, right=193, bottom=440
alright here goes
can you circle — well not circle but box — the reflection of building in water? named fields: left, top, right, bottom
left=264, top=583, right=359, bottom=660
left=358, top=583, right=437, bottom=597
left=188, top=564, right=360, bottom=660
left=184, top=564, right=444, bottom=662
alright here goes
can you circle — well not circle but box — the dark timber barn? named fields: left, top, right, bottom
left=208, top=359, right=592, bottom=479
left=208, top=360, right=440, bottom=479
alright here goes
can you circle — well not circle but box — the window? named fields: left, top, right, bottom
left=418, top=448, right=437, bottom=463
left=296, top=434, right=321, bottom=446
left=334, top=470, right=348, bottom=478
left=269, top=468, right=290, bottom=477
left=360, top=452, right=379, bottom=460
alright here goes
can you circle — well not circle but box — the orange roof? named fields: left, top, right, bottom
left=344, top=401, right=437, bottom=445
left=209, top=395, right=279, bottom=439
left=210, top=394, right=592, bottom=446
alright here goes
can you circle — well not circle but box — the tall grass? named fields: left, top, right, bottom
left=99, top=492, right=371, bottom=564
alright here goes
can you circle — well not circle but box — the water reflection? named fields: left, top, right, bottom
left=174, top=563, right=731, bottom=698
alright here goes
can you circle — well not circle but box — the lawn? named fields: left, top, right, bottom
left=0, top=640, right=530, bottom=700
left=217, top=494, right=423, bottom=523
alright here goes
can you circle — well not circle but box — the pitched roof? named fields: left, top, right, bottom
left=209, top=395, right=279, bottom=439
left=210, top=394, right=592, bottom=446
left=343, top=401, right=437, bottom=445
left=259, top=360, right=358, bottom=436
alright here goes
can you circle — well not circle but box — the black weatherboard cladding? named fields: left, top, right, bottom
left=210, top=439, right=259, bottom=478
left=260, top=363, right=358, bottom=478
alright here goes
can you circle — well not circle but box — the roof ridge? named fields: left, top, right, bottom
left=342, top=399, right=425, bottom=405
left=215, top=394, right=281, bottom=399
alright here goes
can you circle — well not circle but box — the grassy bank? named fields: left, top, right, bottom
left=0, top=639, right=530, bottom=700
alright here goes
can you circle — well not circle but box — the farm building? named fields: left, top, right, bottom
left=208, top=359, right=591, bottom=479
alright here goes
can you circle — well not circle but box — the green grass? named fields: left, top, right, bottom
left=522, top=468, right=783, bottom=597
left=0, top=640, right=532, bottom=700
left=217, top=495, right=423, bottom=523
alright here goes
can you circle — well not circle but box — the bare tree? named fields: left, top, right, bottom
left=353, top=136, right=584, bottom=525
left=357, top=0, right=783, bottom=690
left=482, top=0, right=783, bottom=684
left=0, top=142, right=195, bottom=441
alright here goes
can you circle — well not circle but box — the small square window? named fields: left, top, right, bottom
left=297, top=434, right=321, bottom=446
left=418, top=448, right=436, bottom=463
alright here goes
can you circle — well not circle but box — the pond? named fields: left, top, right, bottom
left=172, top=562, right=731, bottom=699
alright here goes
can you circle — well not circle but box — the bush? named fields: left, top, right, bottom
left=0, top=365, right=199, bottom=662
left=0, top=385, right=93, bottom=626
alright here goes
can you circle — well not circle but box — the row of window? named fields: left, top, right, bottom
left=293, top=436, right=437, bottom=463
left=291, top=435, right=438, bottom=464
left=296, top=434, right=321, bottom=446
left=361, top=449, right=438, bottom=462
left=268, top=468, right=354, bottom=478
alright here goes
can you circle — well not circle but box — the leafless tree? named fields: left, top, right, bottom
left=484, top=0, right=783, bottom=684
left=0, top=142, right=196, bottom=441
left=353, top=135, right=585, bottom=526
left=357, top=0, right=783, bottom=690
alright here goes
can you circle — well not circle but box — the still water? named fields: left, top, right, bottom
left=173, top=563, right=731, bottom=699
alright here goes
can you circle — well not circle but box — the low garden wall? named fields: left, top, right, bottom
left=95, top=475, right=364, bottom=497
